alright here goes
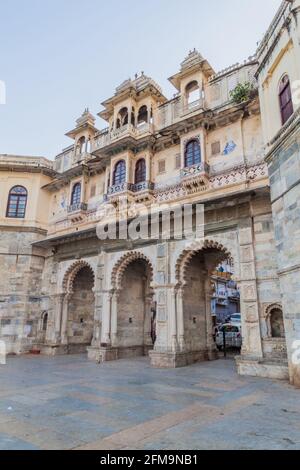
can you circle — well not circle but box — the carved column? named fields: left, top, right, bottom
left=238, top=222, right=263, bottom=359
left=110, top=291, right=119, bottom=347
left=60, top=295, right=69, bottom=345
left=204, top=278, right=217, bottom=359
left=144, top=294, right=153, bottom=347
left=169, top=288, right=179, bottom=352
left=176, top=287, right=185, bottom=351
left=54, top=294, right=64, bottom=343
left=101, top=291, right=112, bottom=346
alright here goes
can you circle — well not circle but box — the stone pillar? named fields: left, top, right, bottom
left=169, top=288, right=178, bottom=352
left=204, top=279, right=217, bottom=360
left=54, top=294, right=64, bottom=343
left=101, top=291, right=112, bottom=345
left=176, top=287, right=185, bottom=351
left=60, top=296, right=69, bottom=345
left=144, top=294, right=153, bottom=348
left=238, top=222, right=263, bottom=360
left=91, top=289, right=102, bottom=348
left=110, top=291, right=119, bottom=347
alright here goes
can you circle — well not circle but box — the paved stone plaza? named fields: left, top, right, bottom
left=0, top=355, right=299, bottom=450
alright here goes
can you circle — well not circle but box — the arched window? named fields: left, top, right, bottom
left=6, top=186, right=28, bottom=218
left=186, top=80, right=200, bottom=105
left=185, top=139, right=201, bottom=167
left=78, top=136, right=86, bottom=154
left=137, top=105, right=148, bottom=125
left=116, top=107, right=129, bottom=128
left=135, top=159, right=146, bottom=184
left=71, top=183, right=81, bottom=205
left=113, top=160, right=126, bottom=185
left=270, top=308, right=285, bottom=339
left=279, top=75, right=293, bottom=125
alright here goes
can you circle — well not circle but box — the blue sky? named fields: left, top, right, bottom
left=0, top=0, right=282, bottom=159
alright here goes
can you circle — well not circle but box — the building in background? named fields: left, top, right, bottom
left=211, top=261, right=240, bottom=323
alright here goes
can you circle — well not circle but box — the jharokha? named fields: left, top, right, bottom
left=1, top=0, right=300, bottom=386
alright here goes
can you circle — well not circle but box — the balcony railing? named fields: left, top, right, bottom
left=106, top=181, right=154, bottom=199
left=181, top=162, right=210, bottom=179
left=93, top=123, right=154, bottom=152
left=158, top=97, right=205, bottom=129
left=67, top=202, right=88, bottom=213
left=131, top=181, right=154, bottom=193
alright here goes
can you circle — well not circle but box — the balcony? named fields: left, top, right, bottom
left=180, top=162, right=210, bottom=191
left=92, top=123, right=154, bottom=153
left=67, top=203, right=88, bottom=223
left=106, top=181, right=154, bottom=204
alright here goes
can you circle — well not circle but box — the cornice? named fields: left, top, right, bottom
left=265, top=108, right=300, bottom=163
left=0, top=225, right=47, bottom=235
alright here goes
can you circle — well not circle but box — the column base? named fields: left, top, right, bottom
left=38, top=342, right=91, bottom=356
left=87, top=345, right=154, bottom=363
left=289, top=364, right=300, bottom=388
left=149, top=349, right=217, bottom=369
left=38, top=343, right=69, bottom=356
left=236, top=355, right=289, bottom=381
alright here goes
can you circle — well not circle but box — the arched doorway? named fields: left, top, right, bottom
left=115, top=258, right=154, bottom=358
left=177, top=241, right=235, bottom=364
left=67, top=265, right=95, bottom=353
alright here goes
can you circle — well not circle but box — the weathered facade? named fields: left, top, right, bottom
left=0, top=0, right=299, bottom=385
left=256, top=0, right=300, bottom=387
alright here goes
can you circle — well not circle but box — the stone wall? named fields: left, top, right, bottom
left=0, top=229, right=47, bottom=353
left=117, top=260, right=150, bottom=351
left=183, top=253, right=207, bottom=353
left=268, top=129, right=300, bottom=386
left=67, top=266, right=94, bottom=349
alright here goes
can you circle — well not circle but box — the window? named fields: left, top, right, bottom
left=6, top=186, right=27, bottom=218
left=113, top=160, right=126, bottom=185
left=78, top=136, right=86, bottom=154
left=71, top=183, right=81, bottom=205
left=211, top=141, right=221, bottom=156
left=135, top=159, right=146, bottom=184
left=184, top=139, right=201, bottom=167
left=158, top=160, right=166, bottom=174
left=279, top=75, right=293, bottom=125
left=116, top=107, right=129, bottom=128
left=137, top=105, right=148, bottom=125
left=185, top=81, right=200, bottom=105
left=270, top=308, right=285, bottom=339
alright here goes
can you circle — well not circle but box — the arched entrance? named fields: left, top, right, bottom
left=176, top=240, right=235, bottom=365
left=112, top=254, right=155, bottom=359
left=62, top=261, right=95, bottom=354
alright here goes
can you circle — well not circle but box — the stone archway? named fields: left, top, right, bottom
left=110, top=251, right=155, bottom=359
left=175, top=240, right=233, bottom=287
left=175, top=240, right=235, bottom=365
left=61, top=261, right=95, bottom=354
